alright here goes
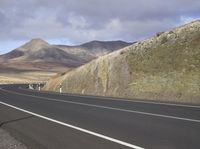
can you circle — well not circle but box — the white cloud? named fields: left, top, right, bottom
left=0, top=0, right=200, bottom=52
left=67, top=13, right=89, bottom=29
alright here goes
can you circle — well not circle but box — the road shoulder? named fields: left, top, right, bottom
left=0, top=128, right=27, bottom=149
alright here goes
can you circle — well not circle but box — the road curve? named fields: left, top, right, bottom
left=0, top=84, right=200, bottom=149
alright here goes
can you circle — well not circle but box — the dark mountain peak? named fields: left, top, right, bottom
left=80, top=40, right=132, bottom=49
left=79, top=40, right=133, bottom=56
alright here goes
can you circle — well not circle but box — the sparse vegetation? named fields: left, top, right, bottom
left=44, top=20, right=200, bottom=104
left=0, top=71, right=56, bottom=84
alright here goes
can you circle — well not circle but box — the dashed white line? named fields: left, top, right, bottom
left=1, top=88, right=200, bottom=123
left=20, top=87, right=200, bottom=109
left=0, top=101, right=144, bottom=149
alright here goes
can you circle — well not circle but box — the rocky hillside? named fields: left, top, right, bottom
left=44, top=20, right=200, bottom=104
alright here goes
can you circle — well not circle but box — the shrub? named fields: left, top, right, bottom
left=156, top=32, right=164, bottom=37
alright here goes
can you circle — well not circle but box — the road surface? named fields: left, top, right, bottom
left=0, top=84, right=200, bottom=149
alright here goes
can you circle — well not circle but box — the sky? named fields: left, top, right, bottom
left=0, top=0, right=200, bottom=54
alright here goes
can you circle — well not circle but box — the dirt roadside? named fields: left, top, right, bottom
left=0, top=128, right=27, bottom=149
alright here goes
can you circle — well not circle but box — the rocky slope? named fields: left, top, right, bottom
left=44, top=20, right=200, bottom=104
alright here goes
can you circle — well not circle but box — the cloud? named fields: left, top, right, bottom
left=0, top=0, right=200, bottom=45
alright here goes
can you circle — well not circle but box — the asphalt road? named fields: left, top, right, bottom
left=0, top=84, right=200, bottom=149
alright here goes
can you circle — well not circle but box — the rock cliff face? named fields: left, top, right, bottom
left=44, top=20, right=200, bottom=104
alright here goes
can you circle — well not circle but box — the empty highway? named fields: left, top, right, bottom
left=0, top=84, right=200, bottom=149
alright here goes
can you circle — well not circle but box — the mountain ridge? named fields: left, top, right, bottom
left=0, top=38, right=133, bottom=70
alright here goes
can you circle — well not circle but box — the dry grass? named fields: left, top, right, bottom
left=44, top=20, right=200, bottom=104
left=0, top=71, right=56, bottom=84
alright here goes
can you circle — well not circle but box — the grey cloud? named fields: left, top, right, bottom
left=0, top=0, right=200, bottom=43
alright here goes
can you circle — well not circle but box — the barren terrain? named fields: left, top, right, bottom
left=44, top=20, right=200, bottom=104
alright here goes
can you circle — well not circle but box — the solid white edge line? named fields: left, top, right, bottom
left=0, top=101, right=144, bottom=149
left=19, top=87, right=200, bottom=109
left=1, top=88, right=200, bottom=123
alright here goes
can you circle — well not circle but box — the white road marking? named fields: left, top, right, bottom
left=0, top=101, right=144, bottom=149
left=20, top=87, right=200, bottom=109
left=1, top=88, right=200, bottom=123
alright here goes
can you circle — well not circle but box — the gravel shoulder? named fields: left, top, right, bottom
left=0, top=128, right=27, bottom=149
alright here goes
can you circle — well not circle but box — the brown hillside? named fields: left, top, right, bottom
left=44, top=20, right=200, bottom=104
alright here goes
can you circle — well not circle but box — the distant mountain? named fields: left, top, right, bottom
left=0, top=39, right=132, bottom=72
left=78, top=40, right=133, bottom=56
left=54, top=40, right=133, bottom=59
left=44, top=20, right=200, bottom=104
